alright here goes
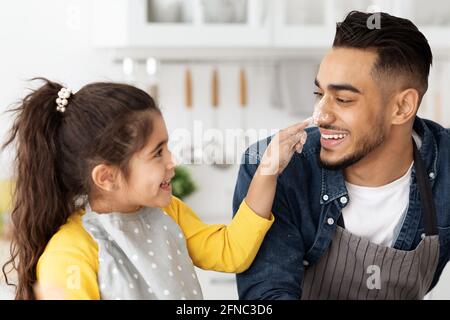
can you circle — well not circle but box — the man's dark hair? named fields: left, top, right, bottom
left=333, top=11, right=432, bottom=105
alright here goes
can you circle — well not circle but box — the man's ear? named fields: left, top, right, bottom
left=91, top=164, right=119, bottom=192
left=391, top=88, right=419, bottom=125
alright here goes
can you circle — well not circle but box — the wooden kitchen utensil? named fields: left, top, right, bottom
left=179, top=66, right=196, bottom=164
left=208, top=67, right=231, bottom=169
left=185, top=67, right=193, bottom=109
left=212, top=68, right=219, bottom=109
left=239, top=67, right=250, bottom=149
left=239, top=67, right=247, bottom=108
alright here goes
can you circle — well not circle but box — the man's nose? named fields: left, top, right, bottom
left=315, top=96, right=335, bottom=126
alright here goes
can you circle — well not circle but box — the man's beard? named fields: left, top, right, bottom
left=318, top=127, right=386, bottom=171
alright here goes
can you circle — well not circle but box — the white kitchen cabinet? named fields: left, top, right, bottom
left=273, top=0, right=450, bottom=50
left=92, top=0, right=272, bottom=48
left=92, top=0, right=450, bottom=52
left=272, top=0, right=336, bottom=48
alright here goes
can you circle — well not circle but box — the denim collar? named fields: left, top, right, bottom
left=411, top=117, right=439, bottom=181
left=319, top=116, right=439, bottom=206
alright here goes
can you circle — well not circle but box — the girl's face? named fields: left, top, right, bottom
left=118, top=114, right=176, bottom=209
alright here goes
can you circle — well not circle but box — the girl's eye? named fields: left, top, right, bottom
left=155, top=149, right=163, bottom=157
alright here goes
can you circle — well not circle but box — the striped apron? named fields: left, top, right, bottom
left=301, top=141, right=440, bottom=300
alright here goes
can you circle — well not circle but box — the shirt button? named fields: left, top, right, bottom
left=303, top=260, right=309, bottom=267
left=429, top=172, right=435, bottom=179
left=327, top=218, right=335, bottom=225
left=322, top=194, right=329, bottom=201
left=421, top=233, right=426, bottom=240
left=340, top=196, right=348, bottom=204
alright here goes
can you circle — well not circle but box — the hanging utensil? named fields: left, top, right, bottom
left=208, top=67, right=222, bottom=166
left=206, top=67, right=231, bottom=169
left=212, top=68, right=219, bottom=110
left=146, top=57, right=160, bottom=103
left=239, top=66, right=250, bottom=151
left=270, top=62, right=284, bottom=109
left=222, top=66, right=248, bottom=166
left=179, top=66, right=196, bottom=164
left=185, top=67, right=193, bottom=109
left=239, top=68, right=247, bottom=104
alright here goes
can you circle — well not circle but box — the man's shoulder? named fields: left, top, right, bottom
left=420, top=117, right=448, bottom=134
left=421, top=118, right=450, bottom=152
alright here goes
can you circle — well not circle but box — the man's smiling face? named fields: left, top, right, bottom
left=315, top=47, right=391, bottom=170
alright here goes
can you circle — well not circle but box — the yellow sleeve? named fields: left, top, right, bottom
left=0, top=179, right=13, bottom=213
left=163, top=196, right=274, bottom=273
left=36, top=212, right=100, bottom=300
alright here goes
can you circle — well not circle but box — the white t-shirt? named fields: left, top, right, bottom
left=341, top=132, right=422, bottom=247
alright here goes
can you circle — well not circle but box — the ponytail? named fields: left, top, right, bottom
left=2, top=78, right=73, bottom=299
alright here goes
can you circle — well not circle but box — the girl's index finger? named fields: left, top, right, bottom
left=284, top=117, right=312, bottom=136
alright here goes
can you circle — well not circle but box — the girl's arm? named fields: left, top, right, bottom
left=245, top=120, right=310, bottom=219
left=164, top=120, right=310, bottom=273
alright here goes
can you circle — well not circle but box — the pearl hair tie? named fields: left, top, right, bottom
left=55, top=87, right=72, bottom=113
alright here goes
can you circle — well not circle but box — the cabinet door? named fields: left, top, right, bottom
left=272, top=0, right=336, bottom=49
left=92, top=0, right=272, bottom=48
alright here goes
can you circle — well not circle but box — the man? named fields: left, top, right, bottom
left=233, top=11, right=450, bottom=300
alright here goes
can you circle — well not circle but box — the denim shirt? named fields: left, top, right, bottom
left=232, top=117, right=450, bottom=300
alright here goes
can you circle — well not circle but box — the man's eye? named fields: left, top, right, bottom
left=336, top=97, right=352, bottom=103
left=155, top=149, right=163, bottom=157
left=313, top=91, right=323, bottom=97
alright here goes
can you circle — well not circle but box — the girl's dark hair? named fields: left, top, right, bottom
left=2, top=78, right=160, bottom=299
left=333, top=11, right=433, bottom=103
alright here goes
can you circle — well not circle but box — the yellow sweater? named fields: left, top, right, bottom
left=36, top=196, right=274, bottom=299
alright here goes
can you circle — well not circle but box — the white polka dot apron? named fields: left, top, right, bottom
left=82, top=205, right=203, bottom=300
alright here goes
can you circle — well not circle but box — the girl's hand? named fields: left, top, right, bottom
left=258, top=118, right=311, bottom=176
left=244, top=118, right=311, bottom=219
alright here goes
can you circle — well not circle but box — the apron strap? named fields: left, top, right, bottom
left=337, top=213, right=345, bottom=228
left=413, top=140, right=438, bottom=236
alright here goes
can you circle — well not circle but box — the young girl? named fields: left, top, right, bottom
left=2, top=78, right=308, bottom=300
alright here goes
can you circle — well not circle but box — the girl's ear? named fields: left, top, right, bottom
left=91, top=164, right=118, bottom=192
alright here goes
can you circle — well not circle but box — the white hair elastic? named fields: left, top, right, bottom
left=55, top=87, right=72, bottom=113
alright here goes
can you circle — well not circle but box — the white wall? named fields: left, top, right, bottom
left=0, top=0, right=122, bottom=178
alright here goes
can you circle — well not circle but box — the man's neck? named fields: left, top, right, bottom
left=344, top=132, right=414, bottom=187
